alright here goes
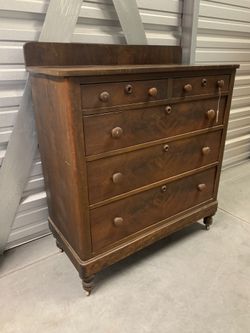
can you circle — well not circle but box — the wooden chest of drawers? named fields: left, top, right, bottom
left=24, top=42, right=238, bottom=295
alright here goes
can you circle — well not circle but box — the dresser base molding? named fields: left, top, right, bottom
left=48, top=201, right=217, bottom=292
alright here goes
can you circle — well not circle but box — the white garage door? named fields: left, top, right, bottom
left=195, top=0, right=250, bottom=168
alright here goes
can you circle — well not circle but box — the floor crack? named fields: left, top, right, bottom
left=218, top=207, right=250, bottom=225
left=0, top=251, right=61, bottom=280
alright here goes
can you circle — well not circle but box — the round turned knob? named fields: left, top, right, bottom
left=197, top=183, right=206, bottom=191
left=165, top=105, right=172, bottom=114
left=111, top=127, right=123, bottom=139
left=125, top=84, right=133, bottom=94
left=201, top=78, right=207, bottom=87
left=161, top=185, right=167, bottom=192
left=148, top=87, right=158, bottom=97
left=217, top=80, right=225, bottom=88
left=206, top=109, right=216, bottom=120
left=112, top=172, right=123, bottom=184
left=183, top=84, right=192, bottom=92
left=163, top=144, right=169, bottom=152
left=99, top=91, right=110, bottom=102
left=202, top=146, right=211, bottom=155
left=113, top=217, right=124, bottom=227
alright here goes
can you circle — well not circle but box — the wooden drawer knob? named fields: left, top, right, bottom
left=217, top=80, right=224, bottom=88
left=202, top=146, right=211, bottom=155
left=206, top=109, right=216, bottom=120
left=112, top=172, right=123, bottom=184
left=125, top=84, right=133, bottom=94
left=183, top=84, right=192, bottom=92
left=148, top=87, right=158, bottom=97
left=111, top=127, right=123, bottom=138
left=197, top=183, right=206, bottom=191
left=113, top=217, right=124, bottom=227
left=163, top=144, right=169, bottom=152
left=99, top=91, right=110, bottom=102
left=165, top=105, right=172, bottom=114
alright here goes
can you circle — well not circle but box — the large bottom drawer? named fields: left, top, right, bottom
left=90, top=167, right=216, bottom=252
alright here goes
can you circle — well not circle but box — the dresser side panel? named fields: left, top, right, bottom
left=30, top=75, right=91, bottom=259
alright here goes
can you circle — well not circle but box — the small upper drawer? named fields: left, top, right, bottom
left=172, top=75, right=230, bottom=98
left=81, top=79, right=168, bottom=109
left=90, top=167, right=216, bottom=252
left=83, top=97, right=227, bottom=156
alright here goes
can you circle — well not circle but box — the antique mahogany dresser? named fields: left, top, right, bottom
left=24, top=42, right=238, bottom=295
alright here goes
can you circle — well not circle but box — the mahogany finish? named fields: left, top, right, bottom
left=172, top=75, right=229, bottom=97
left=90, top=168, right=216, bottom=252
left=87, top=131, right=221, bottom=204
left=84, top=97, right=227, bottom=155
left=25, top=42, right=238, bottom=296
left=81, top=79, right=168, bottom=108
left=24, top=42, right=182, bottom=67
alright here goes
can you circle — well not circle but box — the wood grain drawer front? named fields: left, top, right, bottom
left=87, top=131, right=221, bottom=204
left=90, top=168, right=216, bottom=252
left=84, top=97, right=226, bottom=156
left=81, top=79, right=168, bottom=109
left=173, top=75, right=229, bottom=97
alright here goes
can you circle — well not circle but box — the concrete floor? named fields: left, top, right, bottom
left=1, top=161, right=250, bottom=333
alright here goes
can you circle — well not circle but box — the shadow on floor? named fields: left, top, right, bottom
left=95, top=221, right=204, bottom=291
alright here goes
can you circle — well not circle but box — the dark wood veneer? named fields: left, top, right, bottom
left=87, top=131, right=221, bottom=204
left=172, top=75, right=230, bottom=97
left=90, top=168, right=216, bottom=252
left=25, top=42, right=238, bottom=295
left=24, top=43, right=181, bottom=67
left=81, top=78, right=168, bottom=108
left=83, top=97, right=227, bottom=155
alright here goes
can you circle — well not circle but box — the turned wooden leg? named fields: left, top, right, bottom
left=82, top=275, right=95, bottom=296
left=203, top=215, right=213, bottom=230
left=56, top=240, right=64, bottom=252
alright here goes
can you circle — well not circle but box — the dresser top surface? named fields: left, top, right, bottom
left=27, top=63, right=239, bottom=77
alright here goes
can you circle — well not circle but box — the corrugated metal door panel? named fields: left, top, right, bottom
left=0, top=0, right=48, bottom=12
left=200, top=1, right=250, bottom=21
left=0, top=0, right=183, bottom=249
left=0, top=1, right=48, bottom=250
left=73, top=0, right=182, bottom=45
left=7, top=221, right=50, bottom=249
left=208, top=0, right=250, bottom=7
left=196, top=0, right=250, bottom=167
